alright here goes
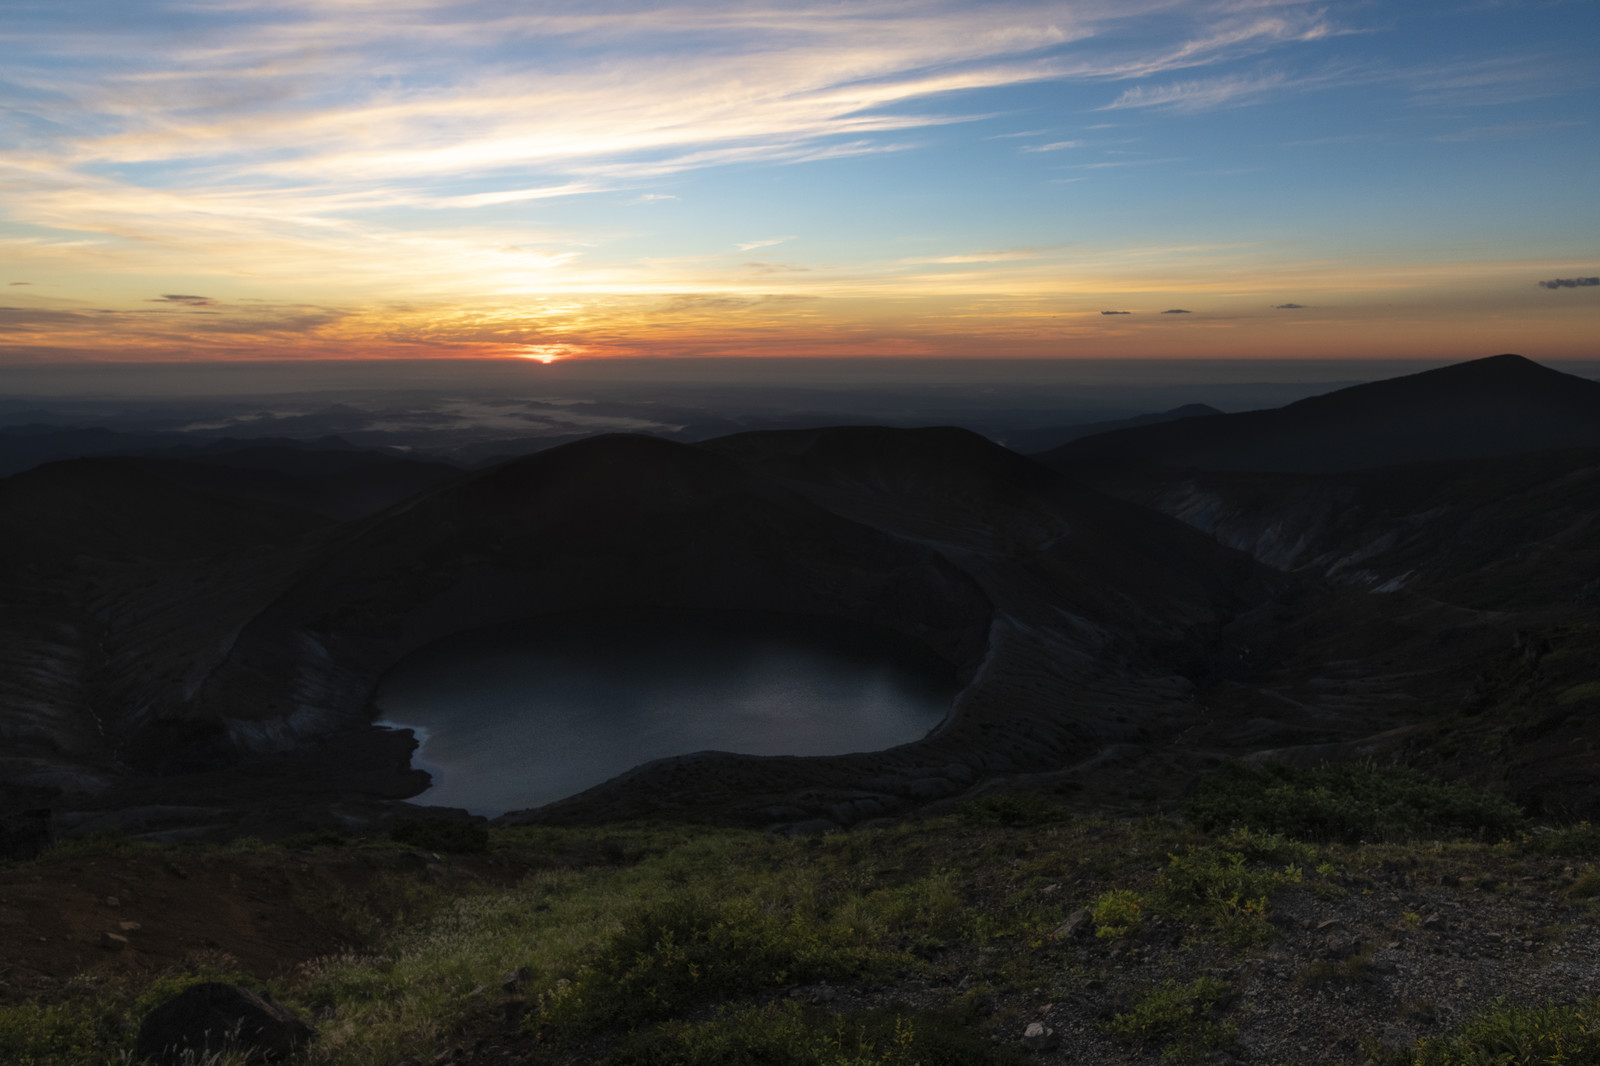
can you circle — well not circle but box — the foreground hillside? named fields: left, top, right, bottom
left=3, top=767, right=1598, bottom=1066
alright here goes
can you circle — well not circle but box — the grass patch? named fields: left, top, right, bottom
left=1107, top=977, right=1236, bottom=1063
left=1186, top=761, right=1525, bottom=844
left=1383, top=996, right=1600, bottom=1065
left=1520, top=821, right=1600, bottom=858
left=390, top=819, right=489, bottom=854
left=0, top=960, right=256, bottom=1066
left=957, top=792, right=1070, bottom=828
left=1152, top=838, right=1303, bottom=946
left=1089, top=889, right=1145, bottom=938
left=609, top=1001, right=1026, bottom=1066
left=530, top=891, right=897, bottom=1043
left=1568, top=867, right=1600, bottom=899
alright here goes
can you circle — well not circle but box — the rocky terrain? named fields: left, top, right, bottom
left=4, top=809, right=1595, bottom=1066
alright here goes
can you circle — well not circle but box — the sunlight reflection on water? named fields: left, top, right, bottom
left=373, top=611, right=955, bottom=816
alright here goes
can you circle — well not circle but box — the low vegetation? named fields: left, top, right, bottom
left=1380, top=996, right=1600, bottom=1065
left=1184, top=761, right=1526, bottom=844
left=1, top=761, right=1596, bottom=1065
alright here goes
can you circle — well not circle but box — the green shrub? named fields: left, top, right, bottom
left=1569, top=867, right=1600, bottom=899
left=1154, top=844, right=1299, bottom=945
left=1186, top=762, right=1525, bottom=843
left=0, top=960, right=256, bottom=1066
left=1387, top=996, right=1600, bottom=1065
left=610, top=1001, right=1026, bottom=1066
left=0, top=999, right=122, bottom=1066
left=1108, top=977, right=1235, bottom=1063
left=280, top=829, right=348, bottom=850
left=390, top=819, right=489, bottom=854
left=1090, top=889, right=1145, bottom=938
left=531, top=892, right=895, bottom=1043
left=958, top=792, right=1069, bottom=827
left=1521, top=821, right=1600, bottom=857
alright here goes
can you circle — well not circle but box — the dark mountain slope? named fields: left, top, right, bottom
left=1002, top=403, right=1222, bottom=455
left=122, top=450, right=464, bottom=520
left=0, top=460, right=330, bottom=807
left=0, top=458, right=324, bottom=570
left=1041, top=355, right=1600, bottom=474
left=704, top=425, right=1265, bottom=643
left=1106, top=447, right=1600, bottom=608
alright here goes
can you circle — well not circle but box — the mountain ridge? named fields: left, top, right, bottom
left=1041, top=354, right=1600, bottom=473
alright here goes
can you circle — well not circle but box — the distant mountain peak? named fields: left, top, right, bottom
left=1043, top=354, right=1600, bottom=474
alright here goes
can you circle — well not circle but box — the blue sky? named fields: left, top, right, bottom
left=1, top=0, right=1595, bottom=362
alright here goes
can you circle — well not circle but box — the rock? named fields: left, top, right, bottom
left=501, top=966, right=530, bottom=993
left=104, top=896, right=121, bottom=907
left=1021, top=1021, right=1059, bottom=1050
left=100, top=932, right=128, bottom=951
left=1052, top=908, right=1091, bottom=940
left=119, top=921, right=142, bottom=933
left=1380, top=1024, right=1415, bottom=1052
left=134, top=982, right=314, bottom=1065
left=1422, top=914, right=1447, bottom=932
left=1321, top=935, right=1358, bottom=959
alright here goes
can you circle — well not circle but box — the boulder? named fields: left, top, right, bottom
left=1051, top=908, right=1091, bottom=940
left=1021, top=1021, right=1059, bottom=1050
left=135, top=982, right=313, bottom=1064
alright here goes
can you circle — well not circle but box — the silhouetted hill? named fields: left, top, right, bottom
left=704, top=425, right=1262, bottom=634
left=0, top=458, right=324, bottom=568
left=1041, top=355, right=1600, bottom=473
left=1001, top=404, right=1222, bottom=455
left=0, top=426, right=181, bottom=478
left=122, top=449, right=464, bottom=520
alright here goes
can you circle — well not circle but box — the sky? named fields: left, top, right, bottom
left=2, top=0, right=1597, bottom=365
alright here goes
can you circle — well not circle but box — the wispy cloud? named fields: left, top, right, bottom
left=1274, top=302, right=1306, bottom=309
left=1021, top=140, right=1082, bottom=152
left=0, top=0, right=1361, bottom=288
left=1062, top=157, right=1187, bottom=169
left=737, top=237, right=796, bottom=252
left=1539, top=277, right=1598, bottom=289
left=901, top=249, right=1052, bottom=265
left=1406, top=53, right=1585, bottom=108
left=1431, top=119, right=1585, bottom=142
left=1101, top=70, right=1297, bottom=111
